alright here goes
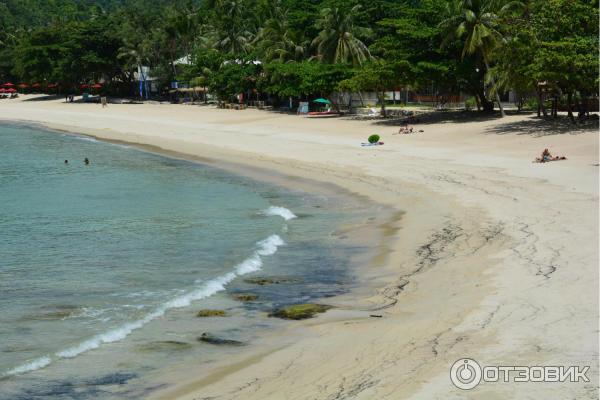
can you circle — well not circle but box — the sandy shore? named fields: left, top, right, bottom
left=1, top=95, right=598, bottom=399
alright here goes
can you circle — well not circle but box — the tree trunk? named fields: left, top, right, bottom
left=567, top=92, right=575, bottom=123
left=358, top=91, right=365, bottom=107
left=379, top=92, right=386, bottom=117
left=483, top=56, right=505, bottom=117
left=537, top=89, right=547, bottom=117
left=477, top=89, right=494, bottom=112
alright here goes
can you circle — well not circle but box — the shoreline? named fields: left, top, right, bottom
left=1, top=119, right=408, bottom=393
left=0, top=96, right=597, bottom=399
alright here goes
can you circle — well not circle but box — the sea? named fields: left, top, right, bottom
left=0, top=122, right=370, bottom=399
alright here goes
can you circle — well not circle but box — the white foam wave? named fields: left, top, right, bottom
left=235, top=254, right=262, bottom=275
left=71, top=135, right=98, bottom=143
left=6, top=234, right=286, bottom=375
left=263, top=206, right=297, bottom=221
left=5, top=356, right=51, bottom=376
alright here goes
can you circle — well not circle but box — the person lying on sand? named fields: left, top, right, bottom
left=534, top=148, right=567, bottom=163
left=399, top=125, right=414, bottom=134
left=395, top=125, right=425, bottom=135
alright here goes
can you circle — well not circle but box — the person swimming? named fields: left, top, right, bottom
left=64, top=160, right=68, bottom=164
left=84, top=158, right=90, bottom=165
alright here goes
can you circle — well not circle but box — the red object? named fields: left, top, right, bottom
left=2, top=82, right=15, bottom=87
left=307, top=111, right=340, bottom=118
left=18, top=83, right=29, bottom=88
left=6, top=88, right=17, bottom=93
left=91, top=83, right=103, bottom=89
left=0, top=88, right=5, bottom=93
left=80, top=84, right=89, bottom=89
left=47, top=83, right=58, bottom=88
left=32, top=83, right=41, bottom=88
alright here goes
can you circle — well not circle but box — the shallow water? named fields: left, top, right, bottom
left=0, top=123, right=367, bottom=398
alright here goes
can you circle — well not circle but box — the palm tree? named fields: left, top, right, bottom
left=440, top=0, right=506, bottom=116
left=118, top=38, right=151, bottom=98
left=255, top=3, right=306, bottom=62
left=207, top=0, right=255, bottom=56
left=312, top=5, right=372, bottom=65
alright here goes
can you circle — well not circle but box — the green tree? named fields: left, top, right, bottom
left=312, top=5, right=372, bottom=65
left=528, top=0, right=598, bottom=121
left=440, top=0, right=507, bottom=116
left=339, top=60, right=412, bottom=115
left=255, top=1, right=306, bottom=63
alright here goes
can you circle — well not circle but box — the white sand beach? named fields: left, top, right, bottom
left=1, top=95, right=598, bottom=399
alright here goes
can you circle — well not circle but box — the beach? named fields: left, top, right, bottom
left=0, top=95, right=598, bottom=399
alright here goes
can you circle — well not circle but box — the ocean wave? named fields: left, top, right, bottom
left=3, top=235, right=285, bottom=377
left=5, top=356, right=51, bottom=376
left=69, top=135, right=98, bottom=143
left=263, top=206, right=297, bottom=221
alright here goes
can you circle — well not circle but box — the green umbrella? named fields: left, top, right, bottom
left=312, top=98, right=332, bottom=105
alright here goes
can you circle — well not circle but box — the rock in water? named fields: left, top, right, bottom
left=243, top=277, right=295, bottom=286
left=196, top=309, right=227, bottom=317
left=269, top=304, right=333, bottom=320
left=232, top=293, right=258, bottom=302
left=137, top=341, right=192, bottom=352
left=197, top=333, right=244, bottom=346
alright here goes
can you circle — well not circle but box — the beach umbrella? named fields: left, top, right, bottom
left=6, top=88, right=16, bottom=93
left=80, top=84, right=89, bottom=89
left=0, top=88, right=5, bottom=93
left=91, top=83, right=103, bottom=89
left=47, top=83, right=58, bottom=88
left=312, top=98, right=332, bottom=105
left=32, top=83, right=41, bottom=88
left=18, top=83, right=29, bottom=89
left=3, top=82, right=15, bottom=87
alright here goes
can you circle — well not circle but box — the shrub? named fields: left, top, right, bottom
left=464, top=97, right=477, bottom=111
left=523, top=97, right=539, bottom=111
left=368, top=134, right=380, bottom=143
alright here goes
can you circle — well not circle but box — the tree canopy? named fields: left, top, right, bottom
left=0, top=0, right=597, bottom=117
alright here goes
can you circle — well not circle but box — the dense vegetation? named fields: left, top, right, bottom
left=0, top=0, right=597, bottom=119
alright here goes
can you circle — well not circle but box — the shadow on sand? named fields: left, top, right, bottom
left=352, top=109, right=598, bottom=137
left=483, top=116, right=599, bottom=137
left=365, top=109, right=506, bottom=127
left=21, top=95, right=64, bottom=102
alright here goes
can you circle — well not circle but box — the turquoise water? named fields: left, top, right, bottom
left=0, top=123, right=365, bottom=399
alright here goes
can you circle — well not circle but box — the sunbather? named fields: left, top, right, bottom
left=395, top=125, right=417, bottom=134
left=534, top=148, right=566, bottom=163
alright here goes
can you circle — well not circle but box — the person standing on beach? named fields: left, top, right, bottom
left=84, top=158, right=90, bottom=165
left=101, top=96, right=108, bottom=108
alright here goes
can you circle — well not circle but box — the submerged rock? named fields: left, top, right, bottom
left=269, top=304, right=333, bottom=320
left=87, top=372, right=137, bottom=386
left=197, top=333, right=244, bottom=346
left=137, top=341, right=192, bottom=352
left=23, top=305, right=81, bottom=321
left=243, top=277, right=295, bottom=286
left=232, top=293, right=258, bottom=302
left=196, top=309, right=227, bottom=317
